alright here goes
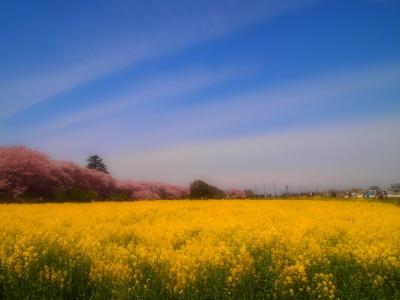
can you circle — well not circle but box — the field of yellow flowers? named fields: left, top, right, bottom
left=0, top=200, right=399, bottom=299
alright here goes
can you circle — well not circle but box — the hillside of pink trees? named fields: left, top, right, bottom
left=226, top=188, right=246, bottom=199
left=118, top=181, right=188, bottom=200
left=0, top=146, right=188, bottom=202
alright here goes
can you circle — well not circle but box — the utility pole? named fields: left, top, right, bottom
left=263, top=184, right=266, bottom=198
left=273, top=181, right=276, bottom=197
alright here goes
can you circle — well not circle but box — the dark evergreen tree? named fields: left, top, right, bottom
left=86, top=155, right=109, bottom=174
left=189, top=180, right=225, bottom=199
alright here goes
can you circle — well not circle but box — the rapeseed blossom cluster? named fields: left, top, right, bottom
left=0, top=200, right=399, bottom=299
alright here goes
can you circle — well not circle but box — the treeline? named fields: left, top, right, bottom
left=189, top=180, right=253, bottom=199
left=0, top=146, right=188, bottom=202
left=0, top=146, right=249, bottom=203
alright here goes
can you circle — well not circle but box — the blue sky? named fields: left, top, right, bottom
left=1, top=0, right=400, bottom=191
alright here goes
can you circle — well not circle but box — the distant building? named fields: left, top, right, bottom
left=388, top=183, right=400, bottom=198
left=364, top=190, right=377, bottom=199
left=364, top=186, right=388, bottom=199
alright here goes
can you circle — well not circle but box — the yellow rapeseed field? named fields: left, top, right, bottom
left=0, top=200, right=399, bottom=299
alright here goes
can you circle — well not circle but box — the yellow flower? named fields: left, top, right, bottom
left=0, top=199, right=399, bottom=298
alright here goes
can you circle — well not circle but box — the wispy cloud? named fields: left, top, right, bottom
left=128, top=60, right=400, bottom=142
left=26, top=65, right=245, bottom=138
left=27, top=60, right=400, bottom=168
left=30, top=59, right=400, bottom=144
left=0, top=0, right=313, bottom=120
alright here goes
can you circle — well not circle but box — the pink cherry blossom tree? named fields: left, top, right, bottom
left=118, top=180, right=188, bottom=200
left=0, top=146, right=117, bottom=201
left=0, top=145, right=188, bottom=202
left=226, top=188, right=246, bottom=199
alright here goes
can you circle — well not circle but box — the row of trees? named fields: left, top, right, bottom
left=84, top=156, right=231, bottom=199
left=188, top=180, right=252, bottom=199
left=0, top=146, right=188, bottom=202
left=0, top=146, right=249, bottom=202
